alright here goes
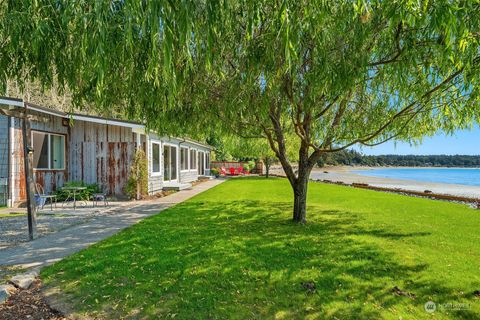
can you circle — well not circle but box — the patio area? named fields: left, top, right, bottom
left=0, top=200, right=127, bottom=250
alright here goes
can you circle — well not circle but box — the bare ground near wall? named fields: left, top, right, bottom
left=0, top=280, right=65, bottom=320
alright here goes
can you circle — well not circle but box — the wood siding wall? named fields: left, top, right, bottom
left=11, top=112, right=139, bottom=205
left=0, top=115, right=9, bottom=205
left=68, top=120, right=137, bottom=195
left=8, top=111, right=211, bottom=205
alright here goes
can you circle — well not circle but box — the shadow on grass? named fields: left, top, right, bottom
left=42, top=200, right=478, bottom=319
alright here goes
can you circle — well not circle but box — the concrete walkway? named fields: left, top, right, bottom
left=0, top=179, right=224, bottom=269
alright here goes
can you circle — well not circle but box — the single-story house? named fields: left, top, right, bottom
left=0, top=97, right=212, bottom=207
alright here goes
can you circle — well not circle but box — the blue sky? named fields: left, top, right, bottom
left=355, top=127, right=480, bottom=155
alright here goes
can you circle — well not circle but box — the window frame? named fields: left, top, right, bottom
left=205, top=152, right=210, bottom=169
left=180, top=146, right=189, bottom=171
left=31, top=130, right=66, bottom=171
left=162, top=142, right=179, bottom=182
left=189, top=148, right=197, bottom=170
left=151, top=140, right=162, bottom=176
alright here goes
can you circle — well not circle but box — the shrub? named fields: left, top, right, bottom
left=211, top=167, right=220, bottom=177
left=125, top=149, right=149, bottom=199
left=54, top=181, right=101, bottom=201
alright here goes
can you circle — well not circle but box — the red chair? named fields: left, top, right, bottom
left=220, top=167, right=227, bottom=176
left=237, top=167, right=244, bottom=175
left=229, top=167, right=236, bottom=175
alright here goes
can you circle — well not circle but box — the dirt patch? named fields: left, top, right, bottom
left=0, top=280, right=65, bottom=320
left=0, top=266, right=25, bottom=283
left=142, top=189, right=178, bottom=200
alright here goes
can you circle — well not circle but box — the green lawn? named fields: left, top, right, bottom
left=0, top=212, right=25, bottom=218
left=42, top=178, right=480, bottom=319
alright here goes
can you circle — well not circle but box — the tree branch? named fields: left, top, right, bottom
left=325, top=66, right=468, bottom=152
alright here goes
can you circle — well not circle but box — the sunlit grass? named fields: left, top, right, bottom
left=0, top=212, right=25, bottom=219
left=42, top=177, right=480, bottom=319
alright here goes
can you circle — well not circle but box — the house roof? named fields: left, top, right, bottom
left=0, top=96, right=213, bottom=150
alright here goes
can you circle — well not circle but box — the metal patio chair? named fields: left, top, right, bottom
left=92, top=184, right=109, bottom=207
left=34, top=183, right=57, bottom=210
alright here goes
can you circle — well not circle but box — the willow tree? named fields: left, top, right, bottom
left=1, top=2, right=480, bottom=223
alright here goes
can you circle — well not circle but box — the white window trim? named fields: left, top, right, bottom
left=163, top=142, right=179, bottom=182
left=189, top=148, right=198, bottom=171
left=151, top=140, right=162, bottom=176
left=205, top=152, right=210, bottom=169
left=32, top=131, right=66, bottom=171
left=180, top=146, right=189, bottom=172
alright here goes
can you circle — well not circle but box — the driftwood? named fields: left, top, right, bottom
left=351, top=183, right=480, bottom=204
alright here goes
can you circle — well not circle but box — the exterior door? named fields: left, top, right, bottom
left=163, top=145, right=178, bottom=182
left=198, top=151, right=205, bottom=175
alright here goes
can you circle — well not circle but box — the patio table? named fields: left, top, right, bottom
left=61, top=186, right=87, bottom=210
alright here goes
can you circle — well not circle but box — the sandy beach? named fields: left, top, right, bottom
left=270, top=165, right=480, bottom=199
left=309, top=166, right=480, bottom=199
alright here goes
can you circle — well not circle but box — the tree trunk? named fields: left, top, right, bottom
left=292, top=175, right=308, bottom=223
left=264, top=158, right=270, bottom=178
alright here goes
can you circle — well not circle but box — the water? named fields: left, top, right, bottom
left=352, top=168, right=480, bottom=186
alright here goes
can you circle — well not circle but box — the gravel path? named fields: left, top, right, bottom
left=0, top=214, right=95, bottom=250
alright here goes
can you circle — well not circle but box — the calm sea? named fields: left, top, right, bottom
left=352, top=168, right=480, bottom=186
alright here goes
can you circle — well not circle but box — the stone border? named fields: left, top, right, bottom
left=0, top=268, right=39, bottom=304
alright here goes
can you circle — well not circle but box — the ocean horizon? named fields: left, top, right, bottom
left=352, top=167, right=480, bottom=187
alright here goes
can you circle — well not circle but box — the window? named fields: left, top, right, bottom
left=190, top=149, right=197, bottom=170
left=180, top=147, right=189, bottom=170
left=32, top=131, right=65, bottom=170
left=152, top=142, right=161, bottom=174
left=205, top=152, right=210, bottom=169
left=50, top=135, right=65, bottom=169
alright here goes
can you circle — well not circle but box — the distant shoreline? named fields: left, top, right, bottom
left=324, top=165, right=480, bottom=170
left=308, top=166, right=480, bottom=200
left=269, top=165, right=480, bottom=200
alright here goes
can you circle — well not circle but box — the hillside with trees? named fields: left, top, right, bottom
left=318, top=149, right=480, bottom=167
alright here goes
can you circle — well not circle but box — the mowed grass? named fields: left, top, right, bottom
left=0, top=212, right=25, bottom=218
left=42, top=178, right=480, bottom=319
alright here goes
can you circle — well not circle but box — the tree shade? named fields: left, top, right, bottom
left=1, top=1, right=480, bottom=222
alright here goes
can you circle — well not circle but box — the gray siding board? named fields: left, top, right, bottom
left=0, top=115, right=8, bottom=205
left=180, top=170, right=198, bottom=183
left=7, top=108, right=212, bottom=204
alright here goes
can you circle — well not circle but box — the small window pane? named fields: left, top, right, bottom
left=181, top=147, right=188, bottom=170
left=190, top=149, right=197, bottom=169
left=50, top=135, right=65, bottom=169
left=152, top=143, right=160, bottom=173
left=171, top=146, right=177, bottom=180
left=32, top=132, right=49, bottom=169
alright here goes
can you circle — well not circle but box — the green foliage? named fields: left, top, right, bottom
left=54, top=181, right=100, bottom=202
left=210, top=167, right=220, bottom=177
left=3, top=2, right=478, bottom=140
left=220, top=136, right=297, bottom=163
left=42, top=178, right=480, bottom=319
left=206, top=135, right=232, bottom=161
left=125, top=149, right=149, bottom=200
left=3, top=1, right=480, bottom=220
